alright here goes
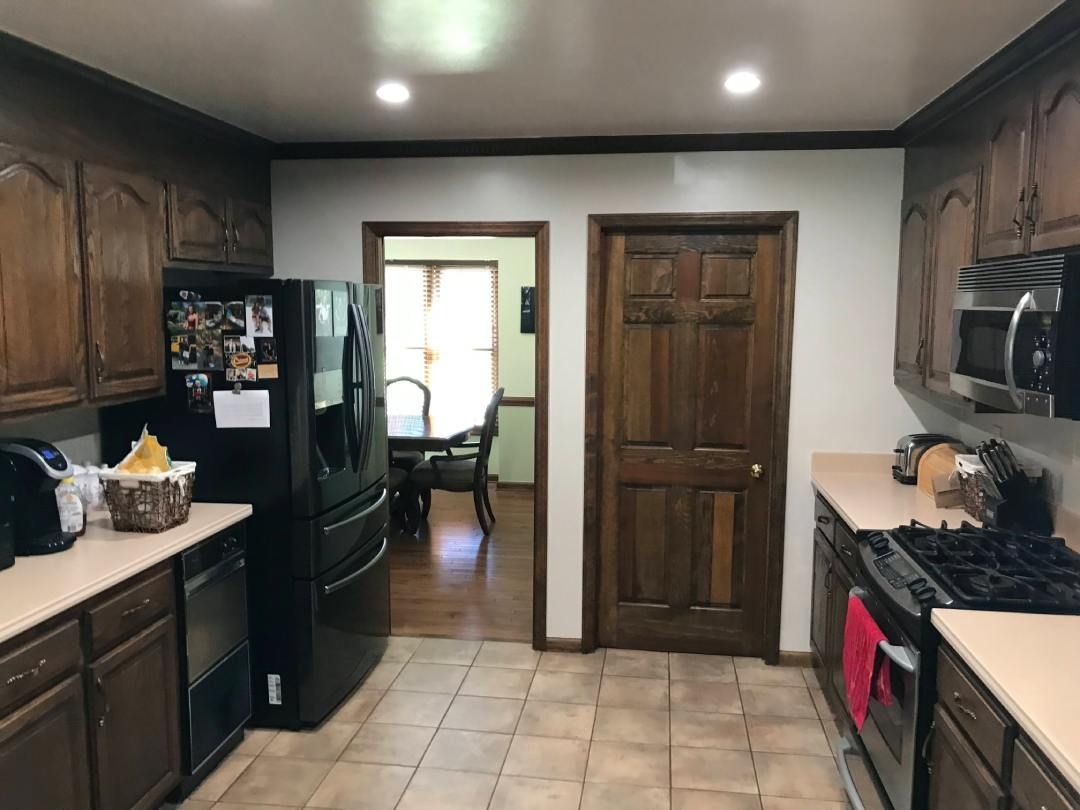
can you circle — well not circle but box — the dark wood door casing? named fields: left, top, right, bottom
left=81, top=164, right=166, bottom=400
left=88, top=615, right=180, bottom=810
left=583, top=212, right=797, bottom=660
left=0, top=144, right=86, bottom=414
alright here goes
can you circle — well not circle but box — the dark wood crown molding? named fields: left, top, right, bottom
left=273, top=130, right=899, bottom=160
left=896, top=0, right=1080, bottom=144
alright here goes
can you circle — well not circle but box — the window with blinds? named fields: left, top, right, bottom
left=384, top=261, right=498, bottom=427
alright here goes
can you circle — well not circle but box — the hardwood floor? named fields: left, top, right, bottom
left=389, top=487, right=534, bottom=643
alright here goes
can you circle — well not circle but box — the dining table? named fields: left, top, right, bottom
left=386, top=413, right=476, bottom=533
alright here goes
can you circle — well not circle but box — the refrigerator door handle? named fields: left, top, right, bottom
left=342, top=301, right=361, bottom=472
left=351, top=299, right=376, bottom=474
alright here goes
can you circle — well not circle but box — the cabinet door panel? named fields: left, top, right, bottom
left=827, top=559, right=852, bottom=711
left=1031, top=64, right=1080, bottom=252
left=89, top=616, right=180, bottom=810
left=894, top=195, right=931, bottom=382
left=0, top=145, right=86, bottom=414
left=0, top=674, right=92, bottom=810
left=167, top=184, right=227, bottom=262
left=979, top=94, right=1034, bottom=259
left=928, top=705, right=1007, bottom=810
left=228, top=198, right=272, bottom=267
left=926, top=171, right=979, bottom=397
left=82, top=165, right=166, bottom=400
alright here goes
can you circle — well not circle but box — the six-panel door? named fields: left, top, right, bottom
left=597, top=229, right=784, bottom=655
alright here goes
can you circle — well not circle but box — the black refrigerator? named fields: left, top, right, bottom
left=102, top=272, right=390, bottom=729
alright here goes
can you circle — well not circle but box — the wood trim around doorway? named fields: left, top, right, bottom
left=581, top=212, right=798, bottom=662
left=361, top=221, right=551, bottom=650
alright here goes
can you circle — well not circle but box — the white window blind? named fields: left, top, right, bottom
left=384, top=262, right=498, bottom=427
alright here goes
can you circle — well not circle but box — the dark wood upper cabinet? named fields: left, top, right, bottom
left=928, top=706, right=1008, bottom=810
left=228, top=198, right=273, bottom=267
left=0, top=145, right=86, bottom=415
left=926, top=171, right=979, bottom=397
left=1030, top=62, right=1080, bottom=253
left=978, top=94, right=1035, bottom=260
left=81, top=164, right=166, bottom=401
left=88, top=616, right=180, bottom=810
left=0, top=675, right=92, bottom=810
left=894, top=195, right=931, bottom=382
left=167, top=183, right=228, bottom=263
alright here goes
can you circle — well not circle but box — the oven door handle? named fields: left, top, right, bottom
left=849, top=586, right=918, bottom=674
left=1004, top=290, right=1034, bottom=410
left=834, top=735, right=868, bottom=810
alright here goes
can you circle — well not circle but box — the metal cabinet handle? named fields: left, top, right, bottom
left=221, top=216, right=228, bottom=255
left=751, top=463, right=764, bottom=479
left=824, top=567, right=833, bottom=591
left=232, top=224, right=240, bottom=252
left=952, top=691, right=978, bottom=722
left=94, top=341, right=106, bottom=383
left=1012, top=188, right=1026, bottom=238
left=1025, top=182, right=1039, bottom=227
left=922, top=720, right=937, bottom=776
left=121, top=597, right=152, bottom=618
left=841, top=544, right=855, bottom=558
left=96, top=676, right=110, bottom=727
left=915, top=337, right=926, bottom=372
left=816, top=515, right=831, bottom=525
left=4, top=658, right=46, bottom=687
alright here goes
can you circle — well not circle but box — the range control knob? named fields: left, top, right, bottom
left=1033, top=349, right=1048, bottom=368
left=914, top=587, right=937, bottom=604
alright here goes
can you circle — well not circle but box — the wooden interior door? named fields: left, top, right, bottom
left=595, top=220, right=793, bottom=657
left=81, top=164, right=166, bottom=400
left=926, top=171, right=979, bottom=398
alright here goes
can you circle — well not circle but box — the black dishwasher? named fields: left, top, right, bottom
left=175, top=525, right=252, bottom=798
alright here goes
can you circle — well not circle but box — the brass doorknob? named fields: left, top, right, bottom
left=751, top=463, right=764, bottom=479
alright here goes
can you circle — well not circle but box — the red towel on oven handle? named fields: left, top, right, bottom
left=842, top=594, right=894, bottom=731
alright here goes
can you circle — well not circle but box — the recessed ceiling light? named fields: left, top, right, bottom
left=376, top=81, right=410, bottom=104
left=724, top=70, right=761, bottom=95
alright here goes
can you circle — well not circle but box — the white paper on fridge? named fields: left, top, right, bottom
left=212, top=389, right=271, bottom=429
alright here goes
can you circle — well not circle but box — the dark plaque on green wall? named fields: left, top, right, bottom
left=520, top=286, right=535, bottom=334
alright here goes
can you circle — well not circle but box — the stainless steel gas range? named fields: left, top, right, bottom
left=839, top=521, right=1080, bottom=810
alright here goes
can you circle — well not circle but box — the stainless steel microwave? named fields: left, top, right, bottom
left=950, top=254, right=1079, bottom=418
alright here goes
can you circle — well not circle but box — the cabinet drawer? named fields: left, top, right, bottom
left=937, top=648, right=1013, bottom=775
left=835, top=520, right=859, bottom=575
left=1012, top=738, right=1079, bottom=810
left=87, top=568, right=174, bottom=657
left=814, top=495, right=836, bottom=545
left=0, top=620, right=81, bottom=715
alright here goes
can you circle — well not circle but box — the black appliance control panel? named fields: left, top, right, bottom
left=181, top=525, right=246, bottom=583
left=1030, top=331, right=1054, bottom=394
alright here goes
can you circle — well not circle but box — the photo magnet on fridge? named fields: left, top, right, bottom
left=200, top=301, right=224, bottom=330
left=258, top=363, right=278, bottom=380
left=256, top=338, right=277, bottom=364
left=315, top=288, right=333, bottom=337
left=224, top=301, right=245, bottom=331
left=171, top=333, right=200, bottom=370
left=246, top=295, right=274, bottom=337
left=196, top=328, right=224, bottom=371
left=226, top=368, right=257, bottom=382
left=167, top=300, right=196, bottom=336
left=185, top=373, right=213, bottom=414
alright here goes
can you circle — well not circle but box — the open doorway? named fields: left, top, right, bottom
left=362, top=222, right=549, bottom=648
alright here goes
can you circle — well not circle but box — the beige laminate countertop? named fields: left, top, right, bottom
left=0, top=501, right=251, bottom=645
left=810, top=451, right=974, bottom=531
left=933, top=609, right=1080, bottom=794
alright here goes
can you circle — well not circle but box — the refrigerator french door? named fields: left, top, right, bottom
left=101, top=273, right=389, bottom=730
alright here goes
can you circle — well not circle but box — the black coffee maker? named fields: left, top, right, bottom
left=0, top=439, right=74, bottom=556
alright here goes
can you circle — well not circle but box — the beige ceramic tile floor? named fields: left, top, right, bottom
left=174, top=638, right=851, bottom=809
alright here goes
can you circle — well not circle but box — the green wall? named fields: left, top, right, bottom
left=384, top=236, right=536, bottom=484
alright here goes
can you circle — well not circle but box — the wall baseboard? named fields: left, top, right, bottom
left=496, top=481, right=535, bottom=491
left=543, top=637, right=583, bottom=653
left=777, top=651, right=814, bottom=668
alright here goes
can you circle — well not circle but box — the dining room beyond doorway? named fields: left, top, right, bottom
left=372, top=230, right=544, bottom=644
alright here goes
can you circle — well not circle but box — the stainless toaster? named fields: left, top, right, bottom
left=892, top=434, right=959, bottom=484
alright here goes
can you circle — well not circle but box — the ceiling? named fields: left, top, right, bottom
left=0, top=0, right=1063, bottom=142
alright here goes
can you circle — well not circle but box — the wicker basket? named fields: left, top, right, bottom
left=101, top=462, right=196, bottom=533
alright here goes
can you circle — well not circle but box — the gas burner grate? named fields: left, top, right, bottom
left=887, top=521, right=1080, bottom=611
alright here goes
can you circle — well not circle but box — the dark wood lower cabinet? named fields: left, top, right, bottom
left=808, top=495, right=854, bottom=719
left=0, top=674, right=93, bottom=810
left=929, top=705, right=1008, bottom=810
left=89, top=615, right=181, bottom=810
left=827, top=557, right=853, bottom=706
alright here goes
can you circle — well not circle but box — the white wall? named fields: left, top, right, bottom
left=272, top=149, right=919, bottom=650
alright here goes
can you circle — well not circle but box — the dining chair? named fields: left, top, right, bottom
left=386, top=376, right=431, bottom=471
left=408, top=387, right=504, bottom=534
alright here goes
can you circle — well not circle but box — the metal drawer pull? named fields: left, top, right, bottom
left=951, top=691, right=978, bottom=722
left=96, top=676, right=109, bottom=728
left=841, top=544, right=855, bottom=558
left=817, top=515, right=831, bottom=525
left=121, top=597, right=152, bottom=618
left=4, top=658, right=46, bottom=686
